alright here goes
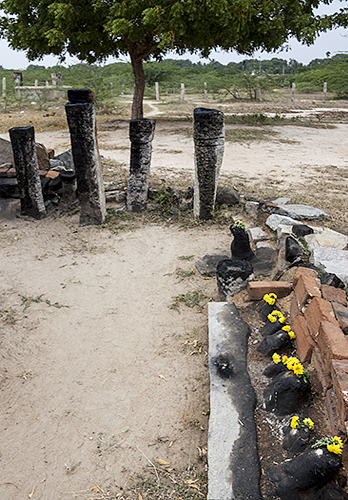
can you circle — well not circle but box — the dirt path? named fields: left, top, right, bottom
left=0, top=212, right=229, bottom=499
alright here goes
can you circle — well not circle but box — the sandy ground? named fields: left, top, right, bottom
left=1, top=98, right=348, bottom=499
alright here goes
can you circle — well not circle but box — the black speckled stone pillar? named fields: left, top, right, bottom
left=9, top=125, right=46, bottom=219
left=65, top=88, right=106, bottom=226
left=193, top=108, right=224, bottom=220
left=127, top=118, right=156, bottom=212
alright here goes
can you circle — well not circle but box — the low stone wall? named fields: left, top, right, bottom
left=290, top=267, right=348, bottom=436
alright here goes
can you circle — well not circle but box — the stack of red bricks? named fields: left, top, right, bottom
left=290, top=267, right=348, bottom=436
left=0, top=164, right=59, bottom=180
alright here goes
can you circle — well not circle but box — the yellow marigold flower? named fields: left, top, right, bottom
left=288, top=330, right=296, bottom=340
left=303, top=418, right=314, bottom=430
left=267, top=313, right=277, bottom=323
left=272, top=353, right=281, bottom=364
left=279, top=315, right=286, bottom=324
left=263, top=293, right=277, bottom=305
left=286, top=357, right=300, bottom=370
left=282, top=355, right=288, bottom=365
left=293, top=363, right=304, bottom=375
left=333, top=436, right=343, bottom=447
left=327, top=443, right=343, bottom=455
left=282, top=325, right=291, bottom=332
left=291, top=416, right=300, bottom=429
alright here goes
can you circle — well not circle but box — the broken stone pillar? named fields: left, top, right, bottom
left=323, top=81, right=327, bottom=103
left=127, top=118, right=156, bottom=212
left=60, top=170, right=77, bottom=204
left=193, top=107, right=224, bottom=219
left=2, top=77, right=6, bottom=98
left=9, top=125, right=46, bottom=218
left=155, top=82, right=159, bottom=101
left=180, top=83, right=185, bottom=102
left=65, top=88, right=106, bottom=225
left=291, top=82, right=296, bottom=102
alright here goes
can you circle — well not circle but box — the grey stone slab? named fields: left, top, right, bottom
left=252, top=242, right=278, bottom=278
left=305, top=228, right=348, bottom=251
left=195, top=254, right=230, bottom=277
left=272, top=197, right=292, bottom=206
left=310, top=247, right=348, bottom=284
left=278, top=203, right=330, bottom=220
left=266, top=214, right=300, bottom=231
left=248, top=227, right=269, bottom=243
left=208, top=302, right=261, bottom=500
left=245, top=201, right=259, bottom=219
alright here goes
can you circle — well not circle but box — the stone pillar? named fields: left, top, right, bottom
left=193, top=108, right=224, bottom=220
left=51, top=73, right=57, bottom=86
left=13, top=72, right=22, bottom=86
left=34, top=79, right=38, bottom=87
left=45, top=81, right=49, bottom=87
left=65, top=88, right=106, bottom=225
left=323, top=82, right=327, bottom=103
left=9, top=126, right=46, bottom=218
left=180, top=83, right=185, bottom=102
left=2, top=77, right=6, bottom=98
left=291, top=82, right=296, bottom=102
left=204, top=82, right=208, bottom=102
left=257, top=83, right=262, bottom=102
left=155, top=82, right=159, bottom=101
left=127, top=118, right=156, bottom=213
left=60, top=170, right=77, bottom=204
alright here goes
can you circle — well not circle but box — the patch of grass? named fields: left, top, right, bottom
left=175, top=267, right=195, bottom=282
left=178, top=255, right=195, bottom=261
left=170, top=291, right=207, bottom=313
left=20, top=294, right=69, bottom=311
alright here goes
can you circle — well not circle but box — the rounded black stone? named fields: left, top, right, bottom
left=263, top=370, right=311, bottom=415
left=217, top=258, right=253, bottom=281
left=257, top=330, right=292, bottom=356
left=282, top=425, right=310, bottom=454
left=230, top=225, right=255, bottom=261
left=292, top=224, right=314, bottom=237
left=60, top=170, right=76, bottom=182
left=285, top=236, right=303, bottom=262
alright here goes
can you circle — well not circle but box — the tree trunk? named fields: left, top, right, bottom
left=130, top=52, right=145, bottom=119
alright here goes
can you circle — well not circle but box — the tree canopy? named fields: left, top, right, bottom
left=1, top=0, right=347, bottom=118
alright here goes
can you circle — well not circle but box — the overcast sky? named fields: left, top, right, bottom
left=0, top=1, right=347, bottom=69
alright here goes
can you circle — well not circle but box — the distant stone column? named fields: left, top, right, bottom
left=65, top=88, right=106, bottom=226
left=2, top=77, right=6, bottom=98
left=180, top=83, right=185, bottom=102
left=127, top=118, right=156, bottom=213
left=291, top=83, right=296, bottom=102
left=34, top=79, right=38, bottom=87
left=323, top=82, right=327, bottom=103
left=155, top=82, right=159, bottom=101
left=45, top=81, right=49, bottom=87
left=9, top=126, right=46, bottom=219
left=257, top=83, right=262, bottom=102
left=193, top=108, right=224, bottom=220
left=204, top=82, right=208, bottom=102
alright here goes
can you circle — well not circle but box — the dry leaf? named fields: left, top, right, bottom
left=185, top=478, right=199, bottom=484
left=168, top=441, right=173, bottom=448
left=157, top=374, right=168, bottom=382
left=138, top=494, right=143, bottom=500
left=155, top=458, right=170, bottom=465
left=92, top=485, right=100, bottom=493
left=28, top=485, right=35, bottom=499
left=252, top=340, right=259, bottom=344
left=190, top=351, right=198, bottom=356
left=199, top=346, right=203, bottom=353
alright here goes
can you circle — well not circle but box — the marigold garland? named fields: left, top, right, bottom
left=272, top=353, right=310, bottom=383
left=263, top=293, right=277, bottom=306
left=313, top=436, right=343, bottom=455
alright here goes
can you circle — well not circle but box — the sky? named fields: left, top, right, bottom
left=0, top=1, right=347, bottom=70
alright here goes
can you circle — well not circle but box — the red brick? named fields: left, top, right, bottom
left=6, top=168, right=16, bottom=177
left=293, top=266, right=319, bottom=287
left=304, top=297, right=336, bottom=340
left=294, top=273, right=321, bottom=309
left=0, top=168, right=8, bottom=177
left=316, top=320, right=348, bottom=374
left=293, top=315, right=316, bottom=363
left=332, top=302, right=348, bottom=335
left=246, top=281, right=292, bottom=300
left=45, top=170, right=60, bottom=179
left=46, top=148, right=55, bottom=159
left=310, top=347, right=332, bottom=396
left=39, top=170, right=47, bottom=179
left=321, top=285, right=348, bottom=307
left=325, top=389, right=346, bottom=438
left=290, top=290, right=302, bottom=327
left=332, top=360, right=348, bottom=429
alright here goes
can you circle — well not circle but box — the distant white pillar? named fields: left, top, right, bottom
left=51, top=74, right=57, bottom=86
left=2, top=77, right=6, bottom=98
left=155, top=82, right=159, bottom=101
left=180, top=83, right=185, bottom=102
left=45, top=81, right=49, bottom=87
left=233, top=84, right=237, bottom=99
left=34, top=79, right=38, bottom=87
left=323, top=82, right=327, bottom=103
left=291, top=82, right=296, bottom=102
left=256, top=83, right=262, bottom=102
left=204, top=82, right=208, bottom=102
